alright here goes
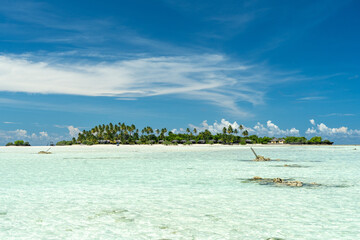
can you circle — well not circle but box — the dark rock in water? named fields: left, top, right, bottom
left=309, top=182, right=322, bottom=187
left=253, top=155, right=271, bottom=161
left=245, top=177, right=347, bottom=188
left=38, top=151, right=51, bottom=154
left=273, top=178, right=283, bottom=183
left=286, top=181, right=303, bottom=187
left=272, top=164, right=308, bottom=168
left=245, top=177, right=316, bottom=187
left=284, top=164, right=299, bottom=167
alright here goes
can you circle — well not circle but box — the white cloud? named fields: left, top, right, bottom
left=306, top=119, right=360, bottom=138
left=0, top=128, right=67, bottom=145
left=251, top=121, right=299, bottom=136
left=0, top=54, right=299, bottom=117
left=6, top=129, right=49, bottom=140
left=39, top=131, right=48, bottom=138
left=13, top=129, right=28, bottom=138
left=189, top=119, right=240, bottom=134
left=67, top=126, right=81, bottom=138
left=189, top=119, right=299, bottom=137
left=316, top=123, right=348, bottom=135
left=305, top=128, right=317, bottom=134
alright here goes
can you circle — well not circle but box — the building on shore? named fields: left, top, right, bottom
left=270, top=138, right=285, bottom=144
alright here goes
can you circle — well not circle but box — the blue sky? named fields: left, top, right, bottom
left=1, top=0, right=360, bottom=145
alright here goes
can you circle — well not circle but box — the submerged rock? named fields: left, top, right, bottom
left=253, top=155, right=271, bottom=161
left=245, top=176, right=315, bottom=187
left=273, top=178, right=283, bottom=183
left=271, top=164, right=308, bottom=168
left=38, top=151, right=51, bottom=154
left=284, top=164, right=295, bottom=167
left=286, top=181, right=303, bottom=187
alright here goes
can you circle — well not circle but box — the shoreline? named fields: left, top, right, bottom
left=1, top=143, right=359, bottom=148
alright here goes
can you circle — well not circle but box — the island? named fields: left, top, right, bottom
left=55, top=122, right=334, bottom=146
left=6, top=140, right=31, bottom=146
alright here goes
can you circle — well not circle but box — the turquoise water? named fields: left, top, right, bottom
left=0, top=145, right=359, bottom=239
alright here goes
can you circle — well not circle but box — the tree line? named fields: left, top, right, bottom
left=55, top=122, right=333, bottom=145
left=6, top=140, right=31, bottom=146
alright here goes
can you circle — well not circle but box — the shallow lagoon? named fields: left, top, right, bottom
left=0, top=145, right=359, bottom=239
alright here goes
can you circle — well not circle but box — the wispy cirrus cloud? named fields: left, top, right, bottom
left=3, top=122, right=16, bottom=124
left=297, top=96, right=327, bottom=101
left=0, top=0, right=189, bottom=55
left=320, top=113, right=356, bottom=117
left=0, top=53, right=301, bottom=117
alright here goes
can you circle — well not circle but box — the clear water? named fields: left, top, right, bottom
left=0, top=145, right=359, bottom=239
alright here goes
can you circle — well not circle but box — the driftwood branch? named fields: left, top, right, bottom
left=250, top=147, right=258, bottom=158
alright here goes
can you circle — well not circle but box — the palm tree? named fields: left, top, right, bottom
left=147, top=126, right=153, bottom=134
left=227, top=125, right=233, bottom=134
left=131, top=124, right=136, bottom=134
left=242, top=130, right=248, bottom=137
left=121, top=123, right=126, bottom=132
left=222, top=127, right=227, bottom=135
left=161, top=128, right=167, bottom=139
left=193, top=128, right=197, bottom=135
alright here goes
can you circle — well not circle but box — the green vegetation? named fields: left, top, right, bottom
left=285, top=136, right=308, bottom=144
left=56, top=140, right=73, bottom=146
left=56, top=122, right=333, bottom=145
left=285, top=136, right=333, bottom=145
left=6, top=140, right=30, bottom=146
left=308, top=136, right=323, bottom=144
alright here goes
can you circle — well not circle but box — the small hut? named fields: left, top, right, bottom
left=197, top=140, right=206, bottom=144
